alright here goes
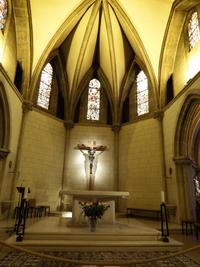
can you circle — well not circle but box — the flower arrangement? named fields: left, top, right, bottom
left=79, top=201, right=110, bottom=221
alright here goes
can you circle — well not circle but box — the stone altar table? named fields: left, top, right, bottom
left=60, top=190, right=129, bottom=224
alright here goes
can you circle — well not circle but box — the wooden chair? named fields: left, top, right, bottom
left=36, top=205, right=50, bottom=217
left=181, top=220, right=195, bottom=235
left=27, top=199, right=38, bottom=218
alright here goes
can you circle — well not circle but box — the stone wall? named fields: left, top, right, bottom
left=64, top=125, right=114, bottom=192
left=119, top=118, right=163, bottom=211
left=0, top=74, right=22, bottom=219
left=163, top=95, right=185, bottom=205
left=17, top=110, right=65, bottom=210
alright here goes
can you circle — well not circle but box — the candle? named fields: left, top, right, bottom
left=161, top=191, right=165, bottom=203
left=24, top=187, right=28, bottom=199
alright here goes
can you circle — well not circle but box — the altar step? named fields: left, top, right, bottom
left=6, top=237, right=183, bottom=251
left=23, top=231, right=161, bottom=242
left=5, top=218, right=183, bottom=251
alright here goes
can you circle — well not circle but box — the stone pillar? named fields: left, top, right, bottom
left=153, top=110, right=168, bottom=203
left=60, top=120, right=74, bottom=210
left=174, top=156, right=197, bottom=221
left=9, top=100, right=33, bottom=215
left=112, top=123, right=121, bottom=211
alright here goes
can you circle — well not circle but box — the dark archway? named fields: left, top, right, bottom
left=174, top=91, right=200, bottom=221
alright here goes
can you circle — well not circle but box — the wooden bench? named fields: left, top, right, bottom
left=126, top=208, right=161, bottom=220
left=194, top=222, right=200, bottom=240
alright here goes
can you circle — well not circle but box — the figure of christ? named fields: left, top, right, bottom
left=194, top=176, right=200, bottom=198
left=76, top=143, right=106, bottom=190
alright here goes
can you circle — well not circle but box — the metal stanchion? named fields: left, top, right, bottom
left=160, top=202, right=169, bottom=242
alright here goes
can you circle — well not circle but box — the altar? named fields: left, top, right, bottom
left=60, top=190, right=129, bottom=224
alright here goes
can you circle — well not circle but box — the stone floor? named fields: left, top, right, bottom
left=0, top=214, right=199, bottom=266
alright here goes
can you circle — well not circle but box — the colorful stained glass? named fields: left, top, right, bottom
left=188, top=11, right=200, bottom=50
left=87, top=79, right=101, bottom=120
left=136, top=70, right=149, bottom=116
left=37, top=63, right=53, bottom=109
left=0, top=0, right=7, bottom=30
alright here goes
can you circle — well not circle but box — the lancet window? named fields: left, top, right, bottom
left=87, top=79, right=101, bottom=121
left=136, top=70, right=149, bottom=116
left=188, top=11, right=200, bottom=50
left=37, top=63, right=53, bottom=109
left=0, top=0, right=8, bottom=30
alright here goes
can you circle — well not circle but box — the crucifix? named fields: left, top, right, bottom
left=75, top=141, right=107, bottom=190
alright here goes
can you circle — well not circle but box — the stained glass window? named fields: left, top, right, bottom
left=37, top=63, right=53, bottom=109
left=188, top=11, right=200, bottom=50
left=0, top=0, right=7, bottom=30
left=136, top=70, right=149, bottom=116
left=87, top=78, right=101, bottom=120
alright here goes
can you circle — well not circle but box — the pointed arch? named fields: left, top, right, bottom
left=37, top=63, right=53, bottom=109
left=136, top=70, right=149, bottom=116
left=175, top=92, right=200, bottom=158
left=87, top=78, right=101, bottom=120
left=72, top=67, right=114, bottom=124
left=159, top=0, right=200, bottom=107
left=12, top=0, right=32, bottom=98
left=174, top=91, right=200, bottom=221
left=29, top=0, right=97, bottom=101
left=187, top=10, right=200, bottom=51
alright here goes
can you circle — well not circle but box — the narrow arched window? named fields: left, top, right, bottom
left=188, top=11, right=200, bottom=50
left=37, top=63, right=53, bottom=109
left=0, top=0, right=8, bottom=30
left=87, top=78, right=100, bottom=120
left=136, top=70, right=149, bottom=116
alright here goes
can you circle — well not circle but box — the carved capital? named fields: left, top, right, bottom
left=0, top=148, right=10, bottom=160
left=112, top=123, right=121, bottom=133
left=153, top=110, right=164, bottom=120
left=22, top=100, right=33, bottom=113
left=173, top=156, right=195, bottom=166
left=64, top=120, right=74, bottom=129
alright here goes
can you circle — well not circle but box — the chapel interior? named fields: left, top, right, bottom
left=1, top=0, right=200, bottom=261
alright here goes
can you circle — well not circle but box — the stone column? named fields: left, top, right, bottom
left=174, top=156, right=197, bottom=221
left=112, top=123, right=121, bottom=211
left=9, top=100, right=33, bottom=215
left=60, top=120, right=74, bottom=210
left=153, top=110, right=168, bottom=203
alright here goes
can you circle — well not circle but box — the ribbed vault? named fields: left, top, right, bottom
left=30, top=0, right=158, bottom=121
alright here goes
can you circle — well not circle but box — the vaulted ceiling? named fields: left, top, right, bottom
left=29, top=0, right=174, bottom=98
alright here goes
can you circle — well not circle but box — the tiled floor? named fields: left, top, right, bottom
left=124, top=217, right=200, bottom=264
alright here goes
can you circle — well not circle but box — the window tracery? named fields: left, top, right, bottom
left=0, top=0, right=8, bottom=30
left=188, top=11, right=200, bottom=50
left=136, top=70, right=149, bottom=116
left=87, top=79, right=101, bottom=121
left=37, top=63, right=53, bottom=109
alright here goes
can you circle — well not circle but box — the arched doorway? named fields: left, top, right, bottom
left=174, top=92, right=200, bottom=221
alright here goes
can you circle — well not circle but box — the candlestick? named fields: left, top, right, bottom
left=161, top=191, right=165, bottom=203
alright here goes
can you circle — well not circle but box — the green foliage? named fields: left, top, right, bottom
left=79, top=201, right=110, bottom=220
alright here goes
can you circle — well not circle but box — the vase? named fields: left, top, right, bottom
left=89, top=217, right=96, bottom=232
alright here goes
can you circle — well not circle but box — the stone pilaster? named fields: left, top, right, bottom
left=60, top=120, right=74, bottom=206
left=153, top=110, right=168, bottom=203
left=112, top=123, right=121, bottom=210
left=174, top=156, right=196, bottom=221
